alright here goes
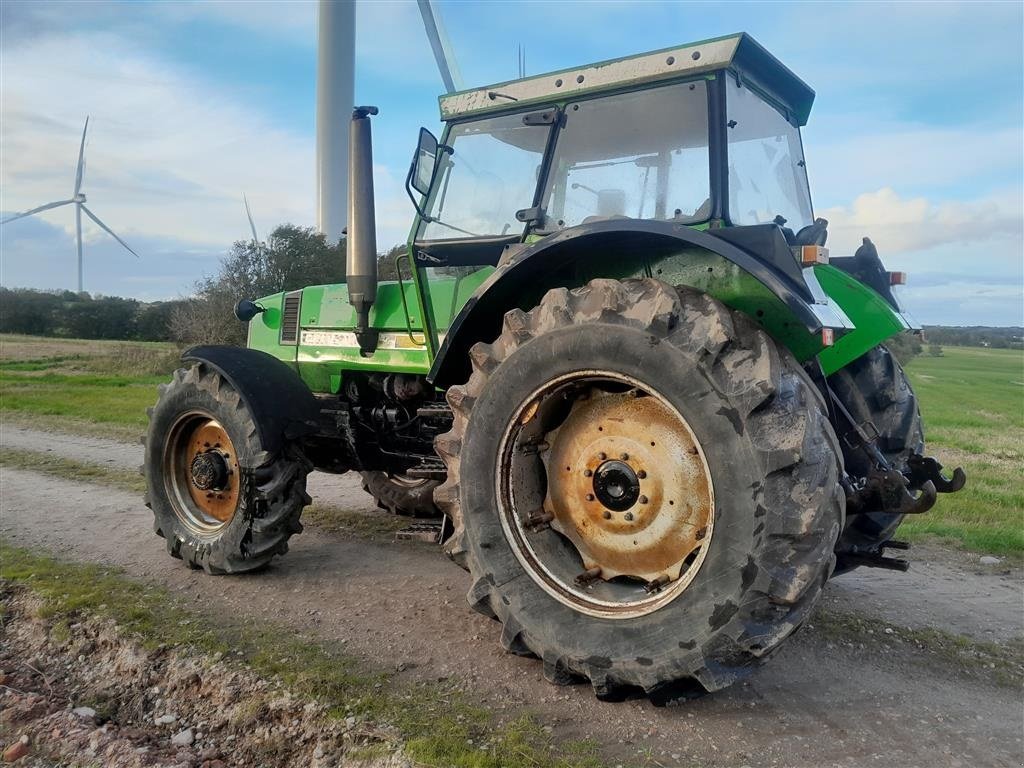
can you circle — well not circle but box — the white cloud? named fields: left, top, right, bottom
left=819, top=187, right=1023, bottom=255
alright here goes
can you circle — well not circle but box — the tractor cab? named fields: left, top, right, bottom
left=409, top=33, right=817, bottom=269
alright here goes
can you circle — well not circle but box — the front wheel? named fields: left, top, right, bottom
left=434, top=279, right=844, bottom=700
left=144, top=364, right=312, bottom=574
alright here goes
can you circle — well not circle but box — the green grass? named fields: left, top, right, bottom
left=0, top=542, right=608, bottom=768
left=900, top=347, right=1024, bottom=555
left=0, top=335, right=177, bottom=439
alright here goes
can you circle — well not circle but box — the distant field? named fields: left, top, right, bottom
left=901, top=346, right=1023, bottom=555
left=0, top=334, right=179, bottom=440
left=1, top=334, right=1021, bottom=555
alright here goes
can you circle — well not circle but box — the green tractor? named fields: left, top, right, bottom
left=145, top=33, right=964, bottom=701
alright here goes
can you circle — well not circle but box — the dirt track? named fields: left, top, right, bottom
left=1, top=425, right=1023, bottom=767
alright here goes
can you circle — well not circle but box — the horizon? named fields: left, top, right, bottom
left=1, top=0, right=1022, bottom=326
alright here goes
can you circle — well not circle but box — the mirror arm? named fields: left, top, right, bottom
left=404, top=163, right=434, bottom=222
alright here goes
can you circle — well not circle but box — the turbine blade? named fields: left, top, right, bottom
left=1, top=199, right=74, bottom=225
left=80, top=204, right=140, bottom=258
left=243, top=194, right=259, bottom=243
left=74, top=116, right=89, bottom=195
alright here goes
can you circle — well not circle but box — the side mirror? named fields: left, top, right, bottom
left=233, top=299, right=265, bottom=323
left=410, top=127, right=439, bottom=196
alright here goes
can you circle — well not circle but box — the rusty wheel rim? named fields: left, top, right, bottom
left=163, top=412, right=240, bottom=534
left=497, top=371, right=715, bottom=619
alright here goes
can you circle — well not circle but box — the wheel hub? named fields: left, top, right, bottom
left=164, top=416, right=240, bottom=529
left=543, top=388, right=714, bottom=584
left=592, top=460, right=639, bottom=511
left=189, top=451, right=229, bottom=491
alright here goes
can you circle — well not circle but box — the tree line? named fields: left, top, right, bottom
left=0, top=224, right=404, bottom=345
left=0, top=287, right=185, bottom=341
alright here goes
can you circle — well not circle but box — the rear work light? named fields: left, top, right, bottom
left=888, top=271, right=907, bottom=285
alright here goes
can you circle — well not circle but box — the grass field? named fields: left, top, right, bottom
left=900, top=346, right=1023, bottom=555
left=1, top=334, right=1021, bottom=556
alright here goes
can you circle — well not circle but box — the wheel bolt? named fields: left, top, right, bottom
left=583, top=469, right=593, bottom=477
left=639, top=495, right=649, bottom=505
left=620, top=452, right=629, bottom=461
left=624, top=512, right=634, bottom=521
left=637, top=470, right=647, bottom=479
left=586, top=493, right=595, bottom=501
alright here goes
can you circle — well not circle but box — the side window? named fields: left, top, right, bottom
left=726, top=82, right=813, bottom=228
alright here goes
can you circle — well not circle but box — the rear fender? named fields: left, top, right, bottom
left=427, top=219, right=851, bottom=388
left=182, top=345, right=320, bottom=456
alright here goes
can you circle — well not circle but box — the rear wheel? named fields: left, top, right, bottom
left=435, top=279, right=844, bottom=699
left=145, top=364, right=312, bottom=574
left=828, top=345, right=923, bottom=569
left=359, top=471, right=441, bottom=518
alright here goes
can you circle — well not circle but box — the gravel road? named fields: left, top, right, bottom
left=1, top=425, right=1022, bottom=767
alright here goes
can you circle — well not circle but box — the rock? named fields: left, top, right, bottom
left=202, top=761, right=227, bottom=768
left=73, top=706, right=98, bottom=720
left=2, top=740, right=29, bottom=762
left=345, top=716, right=357, bottom=728
left=156, top=714, right=177, bottom=726
left=171, top=728, right=195, bottom=747
left=980, top=555, right=1002, bottom=565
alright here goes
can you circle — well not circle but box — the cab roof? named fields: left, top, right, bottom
left=439, top=32, right=815, bottom=126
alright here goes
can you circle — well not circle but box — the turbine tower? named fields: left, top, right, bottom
left=315, top=0, right=355, bottom=244
left=1, top=117, right=139, bottom=293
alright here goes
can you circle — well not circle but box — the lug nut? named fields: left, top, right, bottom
left=603, top=511, right=612, bottom=520
left=637, top=470, right=647, bottom=479
left=620, top=452, right=629, bottom=461
left=624, top=512, right=634, bottom=521
left=583, top=469, right=593, bottom=477
left=586, top=493, right=595, bottom=501
left=598, top=452, right=607, bottom=461
left=575, top=567, right=603, bottom=586
left=639, top=495, right=649, bottom=505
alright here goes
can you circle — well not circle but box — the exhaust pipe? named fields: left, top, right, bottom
left=347, top=105, right=379, bottom=356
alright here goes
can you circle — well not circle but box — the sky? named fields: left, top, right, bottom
left=1, top=0, right=1021, bottom=326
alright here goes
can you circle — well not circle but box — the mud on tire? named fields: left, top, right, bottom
left=144, top=363, right=312, bottom=574
left=827, top=345, right=923, bottom=565
left=434, top=279, right=844, bottom=700
left=359, top=471, right=441, bottom=518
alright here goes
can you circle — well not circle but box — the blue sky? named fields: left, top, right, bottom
left=1, top=0, right=1021, bottom=325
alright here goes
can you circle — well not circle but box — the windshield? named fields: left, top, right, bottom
left=541, top=81, right=710, bottom=229
left=726, top=81, right=813, bottom=228
left=419, top=112, right=550, bottom=240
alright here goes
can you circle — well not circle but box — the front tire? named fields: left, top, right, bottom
left=435, top=279, right=844, bottom=699
left=144, top=364, right=312, bottom=574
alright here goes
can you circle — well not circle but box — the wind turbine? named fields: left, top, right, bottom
left=243, top=193, right=261, bottom=245
left=1, top=117, right=139, bottom=293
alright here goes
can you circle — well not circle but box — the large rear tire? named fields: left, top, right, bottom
left=145, top=363, right=312, bottom=574
left=434, top=279, right=844, bottom=700
left=827, top=345, right=923, bottom=569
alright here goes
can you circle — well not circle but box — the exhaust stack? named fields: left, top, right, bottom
left=347, top=106, right=380, bottom=356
